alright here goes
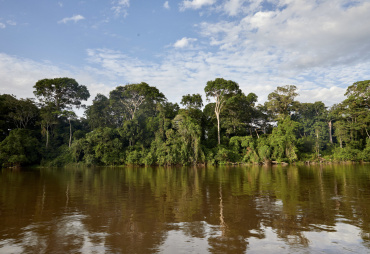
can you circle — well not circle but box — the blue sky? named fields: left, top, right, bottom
left=1, top=0, right=370, bottom=109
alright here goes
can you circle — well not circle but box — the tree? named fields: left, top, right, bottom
left=343, top=80, right=370, bottom=140
left=85, top=94, right=114, bottom=129
left=180, top=93, right=203, bottom=109
left=0, top=95, right=18, bottom=140
left=109, top=82, right=166, bottom=122
left=33, top=78, right=90, bottom=149
left=80, top=127, right=123, bottom=165
left=269, top=117, right=299, bottom=162
left=204, top=78, right=240, bottom=145
left=327, top=104, right=339, bottom=144
left=345, top=80, right=370, bottom=109
left=7, top=97, right=39, bottom=129
left=223, top=92, right=259, bottom=137
left=331, top=81, right=370, bottom=152
left=60, top=110, right=77, bottom=148
left=34, top=77, right=90, bottom=111
left=39, top=106, right=58, bottom=148
left=0, top=129, right=40, bottom=167
left=265, top=85, right=299, bottom=119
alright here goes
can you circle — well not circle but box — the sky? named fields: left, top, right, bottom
left=1, top=0, right=370, bottom=111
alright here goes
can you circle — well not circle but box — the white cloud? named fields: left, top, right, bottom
left=6, top=20, right=16, bottom=26
left=173, top=37, right=198, bottom=49
left=112, top=0, right=130, bottom=17
left=222, top=0, right=248, bottom=16
left=0, top=53, right=112, bottom=111
left=85, top=47, right=364, bottom=107
left=164, top=1, right=170, bottom=10
left=180, top=0, right=217, bottom=11
left=0, top=23, right=5, bottom=29
left=58, top=15, right=85, bottom=24
left=198, top=0, right=370, bottom=70
left=2, top=0, right=370, bottom=111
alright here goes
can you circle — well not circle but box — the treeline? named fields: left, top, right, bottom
left=0, top=78, right=369, bottom=167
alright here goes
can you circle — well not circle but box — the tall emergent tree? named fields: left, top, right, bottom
left=34, top=77, right=90, bottom=111
left=110, top=82, right=166, bottom=122
left=343, top=80, right=370, bottom=140
left=265, top=85, right=299, bottom=119
left=204, top=78, right=240, bottom=145
left=33, top=78, right=90, bottom=148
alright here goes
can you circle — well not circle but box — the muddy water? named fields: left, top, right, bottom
left=1, top=164, right=369, bottom=253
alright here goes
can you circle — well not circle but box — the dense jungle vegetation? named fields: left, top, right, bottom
left=0, top=78, right=369, bottom=167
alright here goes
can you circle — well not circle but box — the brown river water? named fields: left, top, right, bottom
left=1, top=164, right=370, bottom=253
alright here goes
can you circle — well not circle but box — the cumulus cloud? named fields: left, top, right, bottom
left=2, top=0, right=369, bottom=109
left=0, top=23, right=5, bottom=29
left=173, top=37, right=198, bottom=49
left=199, top=0, right=370, bottom=70
left=85, top=47, right=362, bottom=106
left=222, top=0, right=249, bottom=16
left=164, top=1, right=170, bottom=9
left=180, top=0, right=217, bottom=11
left=58, top=15, right=85, bottom=24
left=0, top=53, right=112, bottom=109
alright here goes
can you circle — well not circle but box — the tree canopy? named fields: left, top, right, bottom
left=109, top=82, right=166, bottom=121
left=0, top=77, right=369, bottom=167
left=33, top=77, right=90, bottom=110
left=265, top=85, right=299, bottom=119
left=205, top=78, right=241, bottom=145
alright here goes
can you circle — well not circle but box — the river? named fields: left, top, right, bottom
left=1, top=164, right=369, bottom=253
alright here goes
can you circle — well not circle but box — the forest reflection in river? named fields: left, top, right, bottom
left=1, top=164, right=370, bottom=253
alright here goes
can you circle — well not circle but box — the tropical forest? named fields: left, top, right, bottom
left=0, top=78, right=369, bottom=168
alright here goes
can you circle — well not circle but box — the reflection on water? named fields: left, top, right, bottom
left=0, top=165, right=370, bottom=253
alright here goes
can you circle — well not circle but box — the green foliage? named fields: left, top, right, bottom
left=34, top=77, right=90, bottom=110
left=149, top=115, right=205, bottom=165
left=269, top=117, right=299, bottom=162
left=161, top=102, right=180, bottom=119
left=214, top=147, right=237, bottom=164
left=79, top=127, right=124, bottom=165
left=2, top=79, right=370, bottom=167
left=265, top=85, right=299, bottom=119
left=0, top=94, right=39, bottom=141
left=205, top=78, right=241, bottom=144
left=0, top=129, right=40, bottom=167
left=7, top=97, right=39, bottom=129
left=229, top=136, right=261, bottom=163
left=125, top=148, right=145, bottom=165
left=109, top=82, right=166, bottom=122
left=181, top=93, right=203, bottom=109
left=85, top=94, right=114, bottom=129
left=256, top=136, right=272, bottom=162
left=46, top=144, right=73, bottom=167
left=223, top=93, right=258, bottom=137
left=333, top=147, right=361, bottom=162
left=361, top=139, right=370, bottom=161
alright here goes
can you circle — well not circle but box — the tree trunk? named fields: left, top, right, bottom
left=216, top=112, right=220, bottom=145
left=46, top=128, right=49, bottom=148
left=69, top=119, right=72, bottom=148
left=45, top=125, right=49, bottom=148
left=328, top=121, right=333, bottom=143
